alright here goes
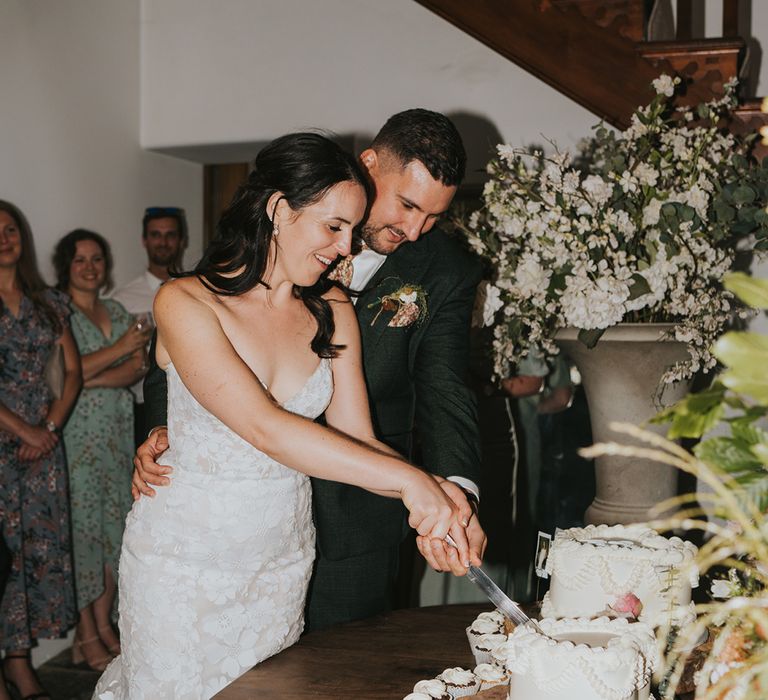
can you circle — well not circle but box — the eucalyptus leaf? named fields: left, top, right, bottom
left=733, top=185, right=756, bottom=205
left=714, top=202, right=736, bottom=223
left=627, top=274, right=652, bottom=300
left=577, top=328, right=605, bottom=349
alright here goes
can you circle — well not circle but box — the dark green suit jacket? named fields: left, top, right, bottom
left=143, top=228, right=482, bottom=561
left=311, top=229, right=482, bottom=560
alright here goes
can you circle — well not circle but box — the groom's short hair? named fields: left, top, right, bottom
left=370, top=109, right=466, bottom=187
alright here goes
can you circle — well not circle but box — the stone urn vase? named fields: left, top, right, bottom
left=555, top=323, right=691, bottom=525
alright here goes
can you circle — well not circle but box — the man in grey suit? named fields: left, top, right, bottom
left=134, top=109, right=486, bottom=630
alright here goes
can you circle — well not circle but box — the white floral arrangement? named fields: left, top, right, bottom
left=462, top=75, right=768, bottom=383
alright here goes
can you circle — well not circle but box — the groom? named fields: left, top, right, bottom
left=134, top=109, right=486, bottom=630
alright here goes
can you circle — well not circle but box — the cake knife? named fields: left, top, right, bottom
left=445, top=535, right=549, bottom=637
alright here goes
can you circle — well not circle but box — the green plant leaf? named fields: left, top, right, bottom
left=667, top=404, right=725, bottom=439
left=715, top=331, right=768, bottom=403
left=694, top=437, right=764, bottom=473
left=577, top=328, right=605, bottom=349
left=714, top=201, right=736, bottom=223
left=627, top=274, right=651, bottom=300
left=731, top=421, right=767, bottom=446
left=751, top=441, right=768, bottom=465
left=733, top=185, right=757, bottom=205
left=723, top=273, right=768, bottom=310
left=714, top=331, right=768, bottom=371
left=652, top=382, right=727, bottom=438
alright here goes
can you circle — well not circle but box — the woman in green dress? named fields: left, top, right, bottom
left=53, top=230, right=152, bottom=671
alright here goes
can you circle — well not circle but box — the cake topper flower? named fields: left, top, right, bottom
left=368, top=282, right=428, bottom=328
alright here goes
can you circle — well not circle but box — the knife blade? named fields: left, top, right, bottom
left=445, top=535, right=550, bottom=638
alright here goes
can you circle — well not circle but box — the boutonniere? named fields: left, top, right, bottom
left=368, top=282, right=428, bottom=328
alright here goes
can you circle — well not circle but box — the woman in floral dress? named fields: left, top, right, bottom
left=0, top=200, right=81, bottom=700
left=53, top=230, right=151, bottom=672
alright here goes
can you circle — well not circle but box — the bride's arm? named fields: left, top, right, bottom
left=322, top=288, right=400, bottom=460
left=153, top=281, right=470, bottom=554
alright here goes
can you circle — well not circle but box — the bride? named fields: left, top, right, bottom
left=93, top=133, right=470, bottom=699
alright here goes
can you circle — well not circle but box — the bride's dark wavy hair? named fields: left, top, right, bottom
left=180, top=132, right=369, bottom=358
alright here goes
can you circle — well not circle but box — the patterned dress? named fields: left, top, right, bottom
left=64, top=299, right=134, bottom=610
left=0, top=289, right=76, bottom=650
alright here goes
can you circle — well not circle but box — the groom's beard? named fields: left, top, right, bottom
left=361, top=224, right=407, bottom=255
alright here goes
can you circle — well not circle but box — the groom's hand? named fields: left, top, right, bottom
left=131, top=427, right=172, bottom=500
left=417, top=479, right=487, bottom=576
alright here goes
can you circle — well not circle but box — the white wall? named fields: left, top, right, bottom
left=0, top=0, right=203, bottom=292
left=140, top=0, right=599, bottom=183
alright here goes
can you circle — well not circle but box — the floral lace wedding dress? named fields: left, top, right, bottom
left=94, top=359, right=332, bottom=699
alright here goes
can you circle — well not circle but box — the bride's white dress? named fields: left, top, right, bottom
left=94, top=359, right=333, bottom=699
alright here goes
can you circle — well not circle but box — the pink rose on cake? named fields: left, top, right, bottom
left=609, top=592, right=644, bottom=620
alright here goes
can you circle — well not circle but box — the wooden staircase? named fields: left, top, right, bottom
left=414, top=0, right=766, bottom=150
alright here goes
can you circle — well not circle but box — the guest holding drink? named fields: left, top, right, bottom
left=112, top=207, right=186, bottom=443
left=53, top=229, right=151, bottom=671
left=0, top=201, right=81, bottom=700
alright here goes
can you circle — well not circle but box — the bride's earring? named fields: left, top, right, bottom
left=273, top=222, right=280, bottom=236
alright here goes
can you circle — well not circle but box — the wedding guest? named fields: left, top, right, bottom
left=111, top=207, right=186, bottom=443
left=53, top=229, right=151, bottom=672
left=135, top=110, right=487, bottom=630
left=0, top=200, right=81, bottom=700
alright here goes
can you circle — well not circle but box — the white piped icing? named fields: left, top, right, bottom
left=466, top=611, right=507, bottom=665
left=413, top=679, right=449, bottom=698
left=471, top=632, right=508, bottom=665
left=437, top=667, right=480, bottom=697
left=476, top=610, right=506, bottom=626
left=469, top=617, right=504, bottom=636
left=476, top=632, right=507, bottom=652
left=403, top=694, right=432, bottom=700
left=474, top=662, right=508, bottom=689
left=542, top=524, right=698, bottom=625
left=439, top=667, right=476, bottom=685
left=498, top=617, right=657, bottom=700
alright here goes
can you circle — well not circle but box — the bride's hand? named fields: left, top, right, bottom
left=401, top=471, right=470, bottom=567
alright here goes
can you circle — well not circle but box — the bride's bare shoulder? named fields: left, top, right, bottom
left=154, top=277, right=217, bottom=318
left=321, top=285, right=359, bottom=345
left=322, top=284, right=353, bottom=306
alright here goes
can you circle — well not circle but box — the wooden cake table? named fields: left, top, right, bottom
left=214, top=603, right=699, bottom=699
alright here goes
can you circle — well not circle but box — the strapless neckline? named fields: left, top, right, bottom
left=164, top=357, right=331, bottom=409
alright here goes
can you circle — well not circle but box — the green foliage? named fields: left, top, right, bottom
left=656, top=274, right=768, bottom=509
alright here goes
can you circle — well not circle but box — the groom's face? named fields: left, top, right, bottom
left=359, top=149, right=456, bottom=255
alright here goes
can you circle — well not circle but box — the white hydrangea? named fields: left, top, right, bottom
left=634, top=162, right=659, bottom=188
left=458, top=76, right=746, bottom=382
left=642, top=199, right=662, bottom=227
left=560, top=274, right=630, bottom=330
left=514, top=254, right=552, bottom=299
left=482, top=285, right=504, bottom=327
left=582, top=174, right=613, bottom=206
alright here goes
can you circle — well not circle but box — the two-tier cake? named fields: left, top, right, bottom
left=541, top=524, right=698, bottom=626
